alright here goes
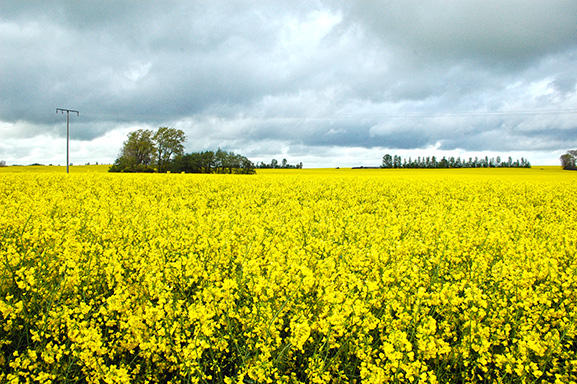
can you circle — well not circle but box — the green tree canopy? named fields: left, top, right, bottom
left=109, top=129, right=155, bottom=172
left=110, top=127, right=186, bottom=173
left=560, top=150, right=577, bottom=170
left=153, top=127, right=186, bottom=172
left=382, top=154, right=393, bottom=168
left=170, top=149, right=255, bottom=174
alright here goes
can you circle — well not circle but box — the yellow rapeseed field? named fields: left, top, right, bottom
left=1, top=167, right=576, bottom=383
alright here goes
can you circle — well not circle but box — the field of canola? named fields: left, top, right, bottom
left=1, top=167, right=576, bottom=383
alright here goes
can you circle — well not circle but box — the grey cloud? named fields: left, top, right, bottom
left=343, top=1, right=577, bottom=68
left=552, top=76, right=577, bottom=95
left=1, top=1, right=576, bottom=166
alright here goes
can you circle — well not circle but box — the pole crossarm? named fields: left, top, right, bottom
left=56, top=108, right=79, bottom=173
left=56, top=108, right=79, bottom=115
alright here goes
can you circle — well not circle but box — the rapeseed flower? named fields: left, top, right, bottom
left=0, top=168, right=576, bottom=382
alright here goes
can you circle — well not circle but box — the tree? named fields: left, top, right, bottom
left=439, top=157, right=449, bottom=168
left=238, top=156, right=256, bottom=174
left=109, top=129, right=155, bottom=172
left=560, top=150, right=577, bottom=170
left=0, top=160, right=6, bottom=167
left=154, top=127, right=186, bottom=172
left=201, top=151, right=215, bottom=173
left=170, top=152, right=203, bottom=173
left=381, top=154, right=393, bottom=168
left=213, top=148, right=227, bottom=173
left=393, top=155, right=403, bottom=168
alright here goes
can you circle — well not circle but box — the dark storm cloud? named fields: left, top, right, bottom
left=0, top=2, right=289, bottom=121
left=1, top=1, right=577, bottom=166
left=343, top=1, right=577, bottom=67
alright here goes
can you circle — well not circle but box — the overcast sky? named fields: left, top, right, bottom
left=1, top=1, right=576, bottom=167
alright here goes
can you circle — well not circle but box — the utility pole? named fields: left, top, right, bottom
left=56, top=108, right=79, bottom=173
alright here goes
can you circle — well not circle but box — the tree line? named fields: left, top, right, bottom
left=256, top=159, right=303, bottom=169
left=170, top=149, right=255, bottom=174
left=109, top=127, right=255, bottom=174
left=381, top=154, right=531, bottom=169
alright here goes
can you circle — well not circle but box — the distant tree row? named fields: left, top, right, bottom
left=256, top=159, right=303, bottom=169
left=109, top=128, right=255, bottom=174
left=381, top=154, right=531, bottom=169
left=560, top=150, right=577, bottom=170
left=170, top=149, right=255, bottom=174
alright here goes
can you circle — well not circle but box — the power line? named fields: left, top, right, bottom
left=34, top=107, right=577, bottom=126
left=83, top=107, right=577, bottom=120
left=334, top=108, right=577, bottom=119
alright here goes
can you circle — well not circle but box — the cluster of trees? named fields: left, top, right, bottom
left=381, top=154, right=531, bottom=169
left=256, top=159, right=303, bottom=169
left=109, top=127, right=255, bottom=174
left=170, top=149, right=255, bottom=174
left=560, top=150, right=577, bottom=170
left=109, top=127, right=186, bottom=173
